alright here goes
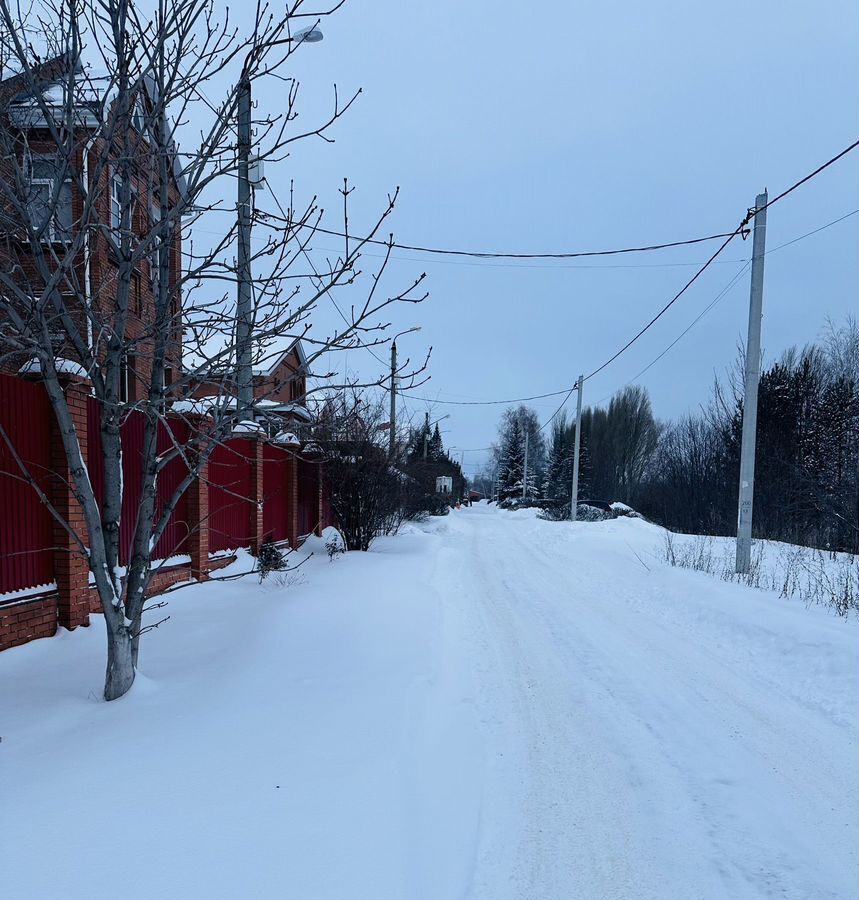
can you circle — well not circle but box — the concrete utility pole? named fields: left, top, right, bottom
left=388, top=341, right=397, bottom=458
left=570, top=375, right=584, bottom=521
left=235, top=74, right=253, bottom=421
left=234, top=28, right=323, bottom=422
left=522, top=428, right=529, bottom=499
left=736, top=191, right=768, bottom=574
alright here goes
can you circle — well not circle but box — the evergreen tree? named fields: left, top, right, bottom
left=493, top=405, right=547, bottom=500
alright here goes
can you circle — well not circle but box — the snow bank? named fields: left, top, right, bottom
left=0, top=506, right=855, bottom=899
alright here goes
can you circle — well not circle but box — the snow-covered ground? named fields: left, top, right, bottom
left=1, top=505, right=857, bottom=899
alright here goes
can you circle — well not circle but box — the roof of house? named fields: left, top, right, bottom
left=1, top=56, right=188, bottom=198
left=251, top=340, right=309, bottom=378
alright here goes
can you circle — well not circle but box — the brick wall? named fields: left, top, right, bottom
left=0, top=554, right=238, bottom=653
left=0, top=595, right=58, bottom=650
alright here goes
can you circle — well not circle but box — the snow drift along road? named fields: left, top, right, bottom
left=1, top=505, right=857, bottom=899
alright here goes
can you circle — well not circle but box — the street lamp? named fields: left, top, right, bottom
left=235, top=26, right=324, bottom=422
left=423, top=412, right=450, bottom=460
left=389, top=326, right=422, bottom=457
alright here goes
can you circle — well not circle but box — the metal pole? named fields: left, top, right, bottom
left=388, top=341, right=397, bottom=458
left=570, top=375, right=583, bottom=521
left=236, top=74, right=253, bottom=421
left=522, top=428, right=529, bottom=499
left=736, top=191, right=768, bottom=573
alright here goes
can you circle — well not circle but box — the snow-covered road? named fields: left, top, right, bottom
left=2, top=504, right=857, bottom=899
left=438, top=506, right=858, bottom=899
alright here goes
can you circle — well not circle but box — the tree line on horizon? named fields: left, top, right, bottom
left=482, top=317, right=859, bottom=553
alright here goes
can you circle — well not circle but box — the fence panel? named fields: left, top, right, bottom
left=208, top=438, right=253, bottom=552
left=152, top=418, right=191, bottom=562
left=87, top=404, right=192, bottom=564
left=0, top=375, right=54, bottom=594
left=297, top=459, right=319, bottom=539
left=262, top=443, right=290, bottom=544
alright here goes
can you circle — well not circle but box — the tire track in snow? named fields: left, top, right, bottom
left=447, top=507, right=857, bottom=899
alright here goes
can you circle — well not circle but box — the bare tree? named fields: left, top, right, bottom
left=0, top=0, right=427, bottom=699
left=314, top=390, right=409, bottom=551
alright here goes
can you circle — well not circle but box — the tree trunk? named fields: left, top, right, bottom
left=104, top=618, right=135, bottom=701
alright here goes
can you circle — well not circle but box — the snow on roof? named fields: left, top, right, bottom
left=170, top=398, right=217, bottom=415
left=18, top=358, right=89, bottom=379
left=232, top=420, right=264, bottom=435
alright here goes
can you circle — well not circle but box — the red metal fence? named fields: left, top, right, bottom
left=0, top=376, right=54, bottom=594
left=208, top=438, right=253, bottom=553
left=297, top=459, right=319, bottom=539
left=262, top=443, right=291, bottom=544
left=1, top=374, right=330, bottom=599
left=87, top=401, right=192, bottom=564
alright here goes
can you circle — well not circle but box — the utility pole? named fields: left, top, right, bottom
left=423, top=412, right=429, bottom=461
left=388, top=341, right=397, bottom=458
left=522, top=428, right=529, bottom=499
left=233, top=28, right=323, bottom=422
left=736, top=191, right=768, bottom=574
left=235, top=74, right=253, bottom=421
left=570, top=375, right=584, bottom=521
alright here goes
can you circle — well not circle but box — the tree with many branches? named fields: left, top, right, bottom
left=0, top=0, right=427, bottom=699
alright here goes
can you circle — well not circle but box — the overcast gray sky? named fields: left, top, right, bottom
left=203, top=0, right=859, bottom=473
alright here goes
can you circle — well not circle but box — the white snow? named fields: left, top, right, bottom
left=18, top=357, right=89, bottom=378
left=0, top=506, right=856, bottom=899
left=273, top=430, right=300, bottom=446
left=0, top=581, right=57, bottom=603
left=232, top=419, right=264, bottom=435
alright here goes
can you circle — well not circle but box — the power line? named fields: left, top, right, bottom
left=251, top=205, right=740, bottom=260
left=395, top=204, right=857, bottom=411
left=580, top=138, right=859, bottom=384
left=400, top=386, right=574, bottom=406
left=582, top=230, right=740, bottom=383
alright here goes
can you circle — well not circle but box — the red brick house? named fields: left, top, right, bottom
left=186, top=339, right=314, bottom=435
left=0, top=63, right=334, bottom=653
left=0, top=58, right=183, bottom=393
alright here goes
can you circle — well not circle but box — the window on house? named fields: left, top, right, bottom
left=131, top=271, right=142, bottom=317
left=111, top=175, right=123, bottom=237
left=119, top=354, right=129, bottom=403
left=26, top=154, right=72, bottom=242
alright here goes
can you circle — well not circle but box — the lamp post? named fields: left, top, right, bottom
left=388, top=326, right=421, bottom=457
left=236, top=26, right=323, bottom=421
left=423, top=412, right=450, bottom=460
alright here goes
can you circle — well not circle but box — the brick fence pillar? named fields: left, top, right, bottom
left=248, top=436, right=264, bottom=555
left=181, top=414, right=213, bottom=581
left=187, top=456, right=209, bottom=581
left=52, top=374, right=91, bottom=630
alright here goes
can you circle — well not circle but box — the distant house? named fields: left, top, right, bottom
left=186, top=339, right=313, bottom=435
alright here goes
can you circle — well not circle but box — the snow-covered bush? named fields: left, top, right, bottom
left=324, top=528, right=346, bottom=562
left=611, top=502, right=644, bottom=519
left=256, top=542, right=289, bottom=582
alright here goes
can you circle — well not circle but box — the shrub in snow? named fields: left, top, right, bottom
left=256, top=542, right=289, bottom=582
left=324, top=528, right=346, bottom=562
left=611, top=502, right=643, bottom=519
